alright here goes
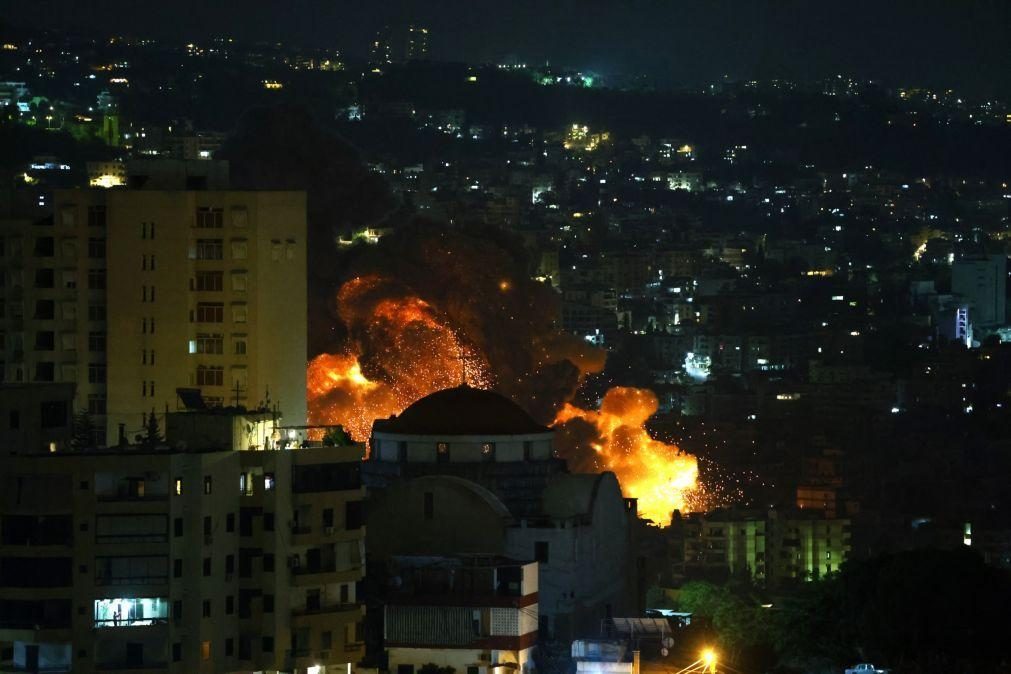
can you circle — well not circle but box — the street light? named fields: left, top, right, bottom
left=700, top=648, right=717, bottom=673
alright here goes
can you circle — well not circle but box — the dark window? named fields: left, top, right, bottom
left=261, top=637, right=273, bottom=653
left=39, top=400, right=67, bottom=428
left=195, top=239, right=223, bottom=260
left=87, top=206, right=106, bottom=228
left=203, top=557, right=211, bottom=576
left=263, top=595, right=274, bottom=613
left=225, top=555, right=234, bottom=574
left=225, top=596, right=234, bottom=615
left=203, top=516, right=211, bottom=536
left=262, top=554, right=274, bottom=572
left=9, top=411, right=19, bottom=429
left=87, top=269, right=106, bottom=290
left=202, top=600, right=210, bottom=618
left=226, top=513, right=235, bottom=532
left=423, top=492, right=434, bottom=520
left=535, top=541, right=550, bottom=564
left=321, top=509, right=333, bottom=528
left=172, top=643, right=181, bottom=662
left=194, top=333, right=223, bottom=354
left=34, top=331, right=55, bottom=351
left=87, top=363, right=106, bottom=384
left=34, top=300, right=55, bottom=319
left=34, top=362, right=54, bottom=382
left=87, top=394, right=106, bottom=415
left=87, top=237, right=105, bottom=259
left=195, top=207, right=224, bottom=229
left=194, top=271, right=223, bottom=292
left=174, top=518, right=183, bottom=537
left=33, top=237, right=54, bottom=257
left=173, top=559, right=182, bottom=578
left=263, top=513, right=274, bottom=531
left=225, top=638, right=233, bottom=657
left=398, top=665, right=415, bottom=674
left=88, top=331, right=106, bottom=352
left=34, top=268, right=54, bottom=288
left=172, top=600, right=182, bottom=624
left=88, top=302, right=106, bottom=321
left=195, top=303, right=224, bottom=323
left=196, top=366, right=224, bottom=386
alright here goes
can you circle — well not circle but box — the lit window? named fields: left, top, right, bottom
left=264, top=473, right=275, bottom=491
left=174, top=478, right=183, bottom=495
left=94, top=598, right=168, bottom=627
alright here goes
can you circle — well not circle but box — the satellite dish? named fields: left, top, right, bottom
left=660, top=648, right=669, bottom=657
left=662, top=636, right=675, bottom=649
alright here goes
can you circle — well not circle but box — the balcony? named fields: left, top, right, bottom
left=291, top=603, right=362, bottom=626
left=291, top=565, right=363, bottom=586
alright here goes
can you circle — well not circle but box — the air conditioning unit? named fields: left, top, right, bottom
left=324, top=526, right=335, bottom=536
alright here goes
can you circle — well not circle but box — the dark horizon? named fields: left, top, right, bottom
left=5, top=0, right=1011, bottom=99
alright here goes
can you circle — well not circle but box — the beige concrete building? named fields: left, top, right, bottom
left=0, top=409, right=365, bottom=674
left=0, top=165, right=307, bottom=446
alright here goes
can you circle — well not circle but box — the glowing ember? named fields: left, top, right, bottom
left=554, top=387, right=699, bottom=525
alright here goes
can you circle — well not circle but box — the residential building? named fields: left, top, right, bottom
left=383, top=555, right=537, bottom=674
left=0, top=161, right=308, bottom=445
left=952, top=254, right=1007, bottom=329
left=673, top=507, right=851, bottom=586
left=0, top=408, right=365, bottom=674
left=0, top=382, right=75, bottom=454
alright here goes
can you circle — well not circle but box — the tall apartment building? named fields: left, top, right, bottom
left=952, top=254, right=1007, bottom=329
left=0, top=409, right=365, bottom=674
left=0, top=163, right=307, bottom=446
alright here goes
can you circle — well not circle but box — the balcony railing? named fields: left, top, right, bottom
left=291, top=602, right=359, bottom=617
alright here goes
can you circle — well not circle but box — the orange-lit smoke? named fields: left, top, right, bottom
left=308, top=275, right=490, bottom=443
left=554, top=387, right=699, bottom=525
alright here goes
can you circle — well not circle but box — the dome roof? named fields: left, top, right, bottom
left=373, top=385, right=551, bottom=436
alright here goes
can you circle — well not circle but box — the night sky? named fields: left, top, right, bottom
left=7, top=0, right=1011, bottom=97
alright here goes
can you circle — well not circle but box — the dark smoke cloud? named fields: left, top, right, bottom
left=326, top=219, right=605, bottom=423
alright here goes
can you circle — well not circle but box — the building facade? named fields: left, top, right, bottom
left=0, top=167, right=307, bottom=446
left=384, top=555, right=537, bottom=674
left=365, top=386, right=635, bottom=642
left=0, top=410, right=364, bottom=674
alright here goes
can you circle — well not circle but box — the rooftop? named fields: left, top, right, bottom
left=373, top=385, right=551, bottom=436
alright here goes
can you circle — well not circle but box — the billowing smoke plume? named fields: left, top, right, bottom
left=310, top=220, right=605, bottom=429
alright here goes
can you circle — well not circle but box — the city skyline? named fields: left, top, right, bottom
left=5, top=0, right=1011, bottom=98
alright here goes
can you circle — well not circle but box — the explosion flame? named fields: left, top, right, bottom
left=306, top=223, right=704, bottom=524
left=554, top=387, right=699, bottom=525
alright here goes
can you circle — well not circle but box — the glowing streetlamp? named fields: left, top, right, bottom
left=700, top=648, right=717, bottom=673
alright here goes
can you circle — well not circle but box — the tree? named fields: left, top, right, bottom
left=71, top=409, right=95, bottom=450
left=142, top=410, right=163, bottom=449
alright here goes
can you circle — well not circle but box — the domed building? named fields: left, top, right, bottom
left=364, top=386, right=636, bottom=648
